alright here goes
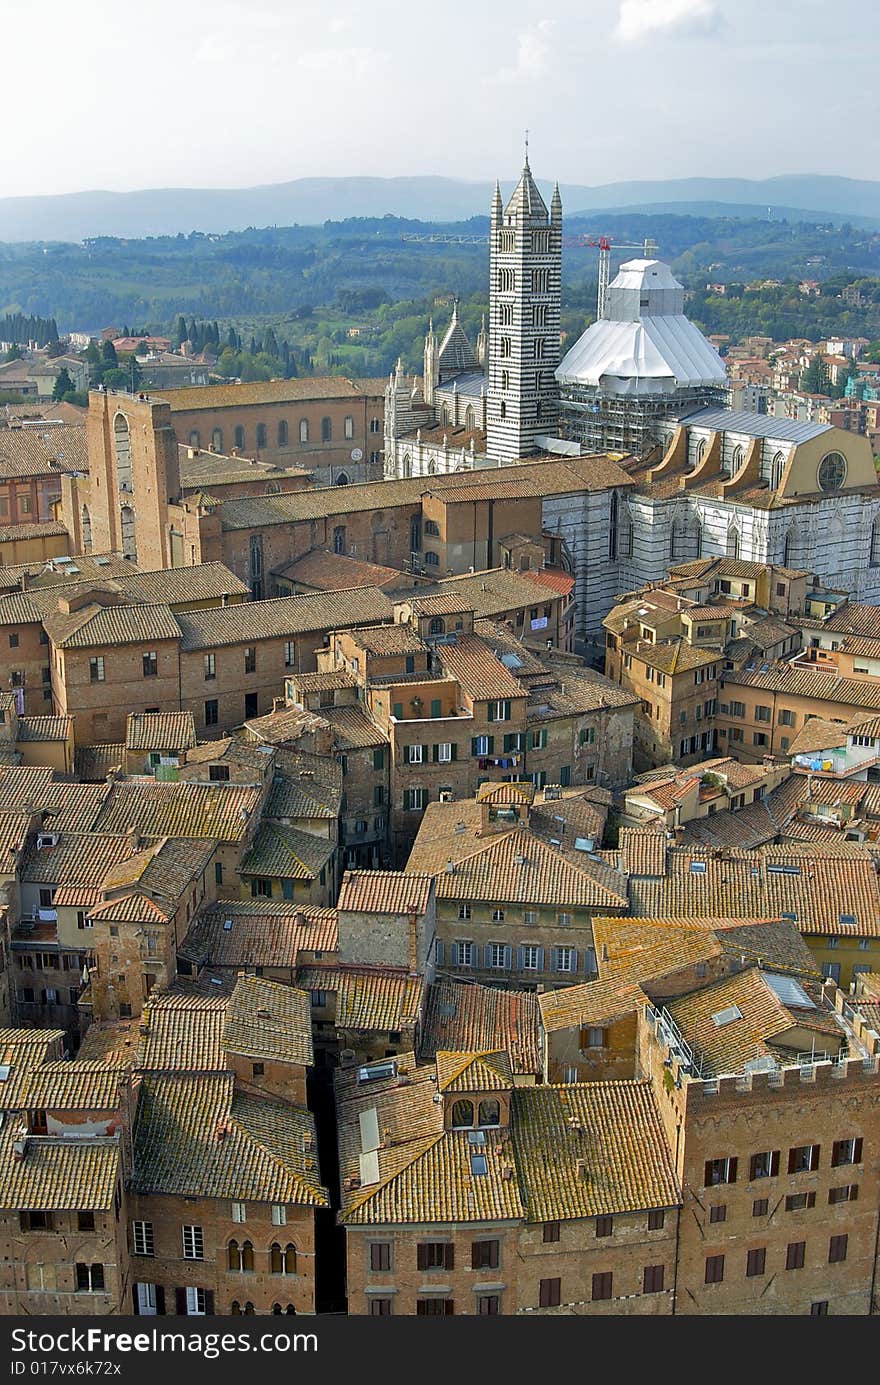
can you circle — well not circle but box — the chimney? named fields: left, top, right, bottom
left=408, top=910, right=419, bottom=974
left=294, top=911, right=307, bottom=930
left=445, top=858, right=455, bottom=874
left=272, top=695, right=285, bottom=712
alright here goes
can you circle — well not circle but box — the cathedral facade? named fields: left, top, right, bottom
left=384, top=163, right=880, bottom=653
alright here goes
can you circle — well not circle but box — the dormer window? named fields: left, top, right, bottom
left=478, top=1100, right=500, bottom=1128
left=451, top=1100, right=474, bottom=1129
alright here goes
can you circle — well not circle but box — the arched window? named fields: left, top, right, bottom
left=344, top=415, right=354, bottom=440
left=212, top=428, right=223, bottom=453
left=270, top=1243, right=296, bottom=1274
left=429, top=617, right=445, bottom=636
left=227, top=1240, right=254, bottom=1272
left=424, top=551, right=440, bottom=567
left=818, top=451, right=847, bottom=492
left=234, top=425, right=245, bottom=451
left=231, top=1301, right=242, bottom=1315
left=478, top=1099, right=500, bottom=1128
left=272, top=1304, right=282, bottom=1315
left=333, top=526, right=346, bottom=555
left=694, top=520, right=703, bottom=558
left=321, top=417, right=332, bottom=442
left=669, top=522, right=681, bottom=559
left=870, top=519, right=880, bottom=568
left=278, top=420, right=288, bottom=447
left=428, top=460, right=437, bottom=475
left=464, top=405, right=475, bottom=429
left=299, top=419, right=309, bottom=443
left=770, top=450, right=785, bottom=489
left=256, top=423, right=267, bottom=449
left=336, top=472, right=349, bottom=486
left=120, top=504, right=137, bottom=562
left=500, top=401, right=507, bottom=419
left=440, top=405, right=449, bottom=426
left=243, top=1303, right=255, bottom=1315
left=726, top=526, right=740, bottom=560
left=608, top=491, right=618, bottom=561
left=113, top=413, right=132, bottom=494
left=402, top=454, right=412, bottom=478
left=693, top=437, right=706, bottom=467
left=369, top=417, right=381, bottom=434
left=285, top=1306, right=296, bottom=1315
left=451, top=1100, right=473, bottom=1129
left=189, top=430, right=200, bottom=448
left=731, top=444, right=744, bottom=470
left=81, top=506, right=92, bottom=554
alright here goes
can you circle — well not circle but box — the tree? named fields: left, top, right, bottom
left=4, top=345, right=23, bottom=362
left=173, top=315, right=188, bottom=347
left=46, top=339, right=67, bottom=358
left=101, top=339, right=118, bottom=367
left=52, top=367, right=74, bottom=401
left=800, top=356, right=830, bottom=395
left=263, top=327, right=278, bottom=358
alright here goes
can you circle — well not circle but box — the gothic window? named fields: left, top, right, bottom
left=299, top=419, right=309, bottom=443
left=321, top=417, right=332, bottom=442
left=532, top=339, right=547, bottom=360
left=500, top=401, right=507, bottom=419
left=478, top=1099, right=500, bottom=1128
left=498, top=268, right=514, bottom=292
left=403, top=454, right=412, bottom=478
left=429, top=618, right=445, bottom=636
left=499, top=304, right=512, bottom=326
left=250, top=534, right=264, bottom=599
left=464, top=406, right=475, bottom=429
left=335, top=473, right=349, bottom=486
left=81, top=506, right=92, bottom=554
left=726, top=526, right=740, bottom=560
left=234, top=425, right=245, bottom=450
left=278, top=420, right=288, bottom=446
left=501, top=370, right=509, bottom=391
left=730, top=444, right=744, bottom=473
left=871, top=519, right=880, bottom=567
left=212, top=428, right=223, bottom=452
left=425, top=551, right=440, bottom=566
left=428, top=461, right=437, bottom=475
left=669, top=522, right=682, bottom=559
left=531, top=269, right=549, bottom=293
left=120, top=505, right=137, bottom=562
left=770, top=450, right=785, bottom=489
left=440, top=405, right=449, bottom=426
left=113, top=413, right=133, bottom=494
left=189, top=430, right=200, bottom=447
left=621, top=517, right=634, bottom=558
left=499, top=337, right=511, bottom=358
left=694, top=520, right=703, bottom=558
left=270, top=1243, right=296, bottom=1275
left=693, top=437, right=706, bottom=467
left=333, top=526, right=346, bottom=554
left=256, top=423, right=267, bottom=449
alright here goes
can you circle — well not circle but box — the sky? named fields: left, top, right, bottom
left=1, top=0, right=876, bottom=197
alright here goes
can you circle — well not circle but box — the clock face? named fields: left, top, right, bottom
left=817, top=451, right=846, bottom=492
left=350, top=447, right=363, bottom=462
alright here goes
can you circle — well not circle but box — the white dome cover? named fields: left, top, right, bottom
left=556, top=259, right=728, bottom=397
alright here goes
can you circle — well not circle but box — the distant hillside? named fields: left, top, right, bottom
left=2, top=174, right=880, bottom=243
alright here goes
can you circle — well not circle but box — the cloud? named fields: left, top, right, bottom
left=614, top=0, right=721, bottom=42
left=490, top=20, right=556, bottom=84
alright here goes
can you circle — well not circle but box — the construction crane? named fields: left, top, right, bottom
left=563, top=235, right=659, bottom=318
left=400, top=233, right=489, bottom=244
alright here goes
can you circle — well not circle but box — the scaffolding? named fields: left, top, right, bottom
left=559, top=382, right=726, bottom=457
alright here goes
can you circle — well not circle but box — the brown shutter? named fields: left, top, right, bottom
left=204, top=1290, right=214, bottom=1315
left=156, top=1286, right=166, bottom=1315
left=770, top=1150, right=780, bottom=1176
left=444, top=1244, right=455, bottom=1271
left=175, top=1288, right=187, bottom=1315
left=854, top=1138, right=863, bottom=1164
left=787, top=1148, right=797, bottom=1174
left=728, top=1157, right=738, bottom=1183
left=417, top=1245, right=427, bottom=1271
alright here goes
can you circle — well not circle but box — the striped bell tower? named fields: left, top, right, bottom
left=486, top=146, right=562, bottom=464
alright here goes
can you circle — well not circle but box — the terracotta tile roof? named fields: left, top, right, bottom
left=438, top=634, right=527, bottom=701
left=0, top=771, right=108, bottom=832
left=0, top=423, right=87, bottom=478
left=528, top=569, right=576, bottom=598
left=15, top=716, right=72, bottom=743
left=164, top=375, right=382, bottom=410
left=679, top=800, right=777, bottom=851
left=264, top=763, right=341, bottom=820
left=131, top=1074, right=327, bottom=1205
left=316, top=705, right=388, bottom=751
left=125, top=711, right=197, bottom=752
left=222, top=976, right=313, bottom=1067
left=53, top=884, right=104, bottom=907
left=176, top=588, right=394, bottom=649
left=93, top=781, right=260, bottom=842
left=136, top=992, right=229, bottom=1071
left=404, top=591, right=476, bottom=617
left=425, top=568, right=564, bottom=619
left=274, top=549, right=402, bottom=591
left=0, top=1061, right=125, bottom=1113
left=20, top=831, right=140, bottom=886
left=725, top=661, right=880, bottom=712
left=0, top=1121, right=120, bottom=1211
left=525, top=667, right=640, bottom=717
left=241, top=821, right=335, bottom=882
left=0, top=811, right=31, bottom=873
left=823, top=603, right=880, bottom=639
left=297, top=965, right=423, bottom=1033
left=346, top=622, right=425, bottom=656
left=101, top=837, right=215, bottom=907
left=629, top=638, right=719, bottom=675
left=284, top=671, right=358, bottom=694
left=419, top=980, right=542, bottom=1076
left=785, top=717, right=851, bottom=757
left=338, top=869, right=434, bottom=916
left=74, top=743, right=125, bottom=781
left=476, top=781, right=535, bottom=805
left=538, top=979, right=648, bottom=1032
left=0, top=519, right=66, bottom=542
left=423, top=829, right=628, bottom=910
left=181, top=737, right=272, bottom=778
left=511, top=1081, right=680, bottom=1221
left=666, top=968, right=842, bottom=1076
left=179, top=902, right=338, bottom=969
left=619, top=828, right=667, bottom=877
left=627, top=846, right=880, bottom=936
left=0, top=1028, right=64, bottom=1068
left=108, top=562, right=250, bottom=607
left=436, top=1049, right=512, bottom=1092
left=44, top=602, right=181, bottom=649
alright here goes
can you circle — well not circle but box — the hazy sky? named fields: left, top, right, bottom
left=2, top=0, right=875, bottom=196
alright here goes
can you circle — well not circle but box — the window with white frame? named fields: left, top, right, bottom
left=405, top=744, right=424, bottom=764
left=488, top=943, right=507, bottom=969
left=458, top=905, right=471, bottom=920
left=185, top=1287, right=207, bottom=1316
left=231, top=1202, right=247, bottom=1224
left=555, top=947, right=576, bottom=973
left=522, top=945, right=541, bottom=970
left=132, top=1221, right=154, bottom=1256
left=492, top=908, right=505, bottom=922
left=271, top=1205, right=287, bottom=1226
left=456, top=941, right=474, bottom=967
left=437, top=743, right=452, bottom=762
left=182, top=1225, right=204, bottom=1260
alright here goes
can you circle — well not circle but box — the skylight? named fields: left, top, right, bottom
left=470, top=1153, right=488, bottom=1176
left=711, top=1005, right=743, bottom=1027
left=764, top=973, right=815, bottom=1010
